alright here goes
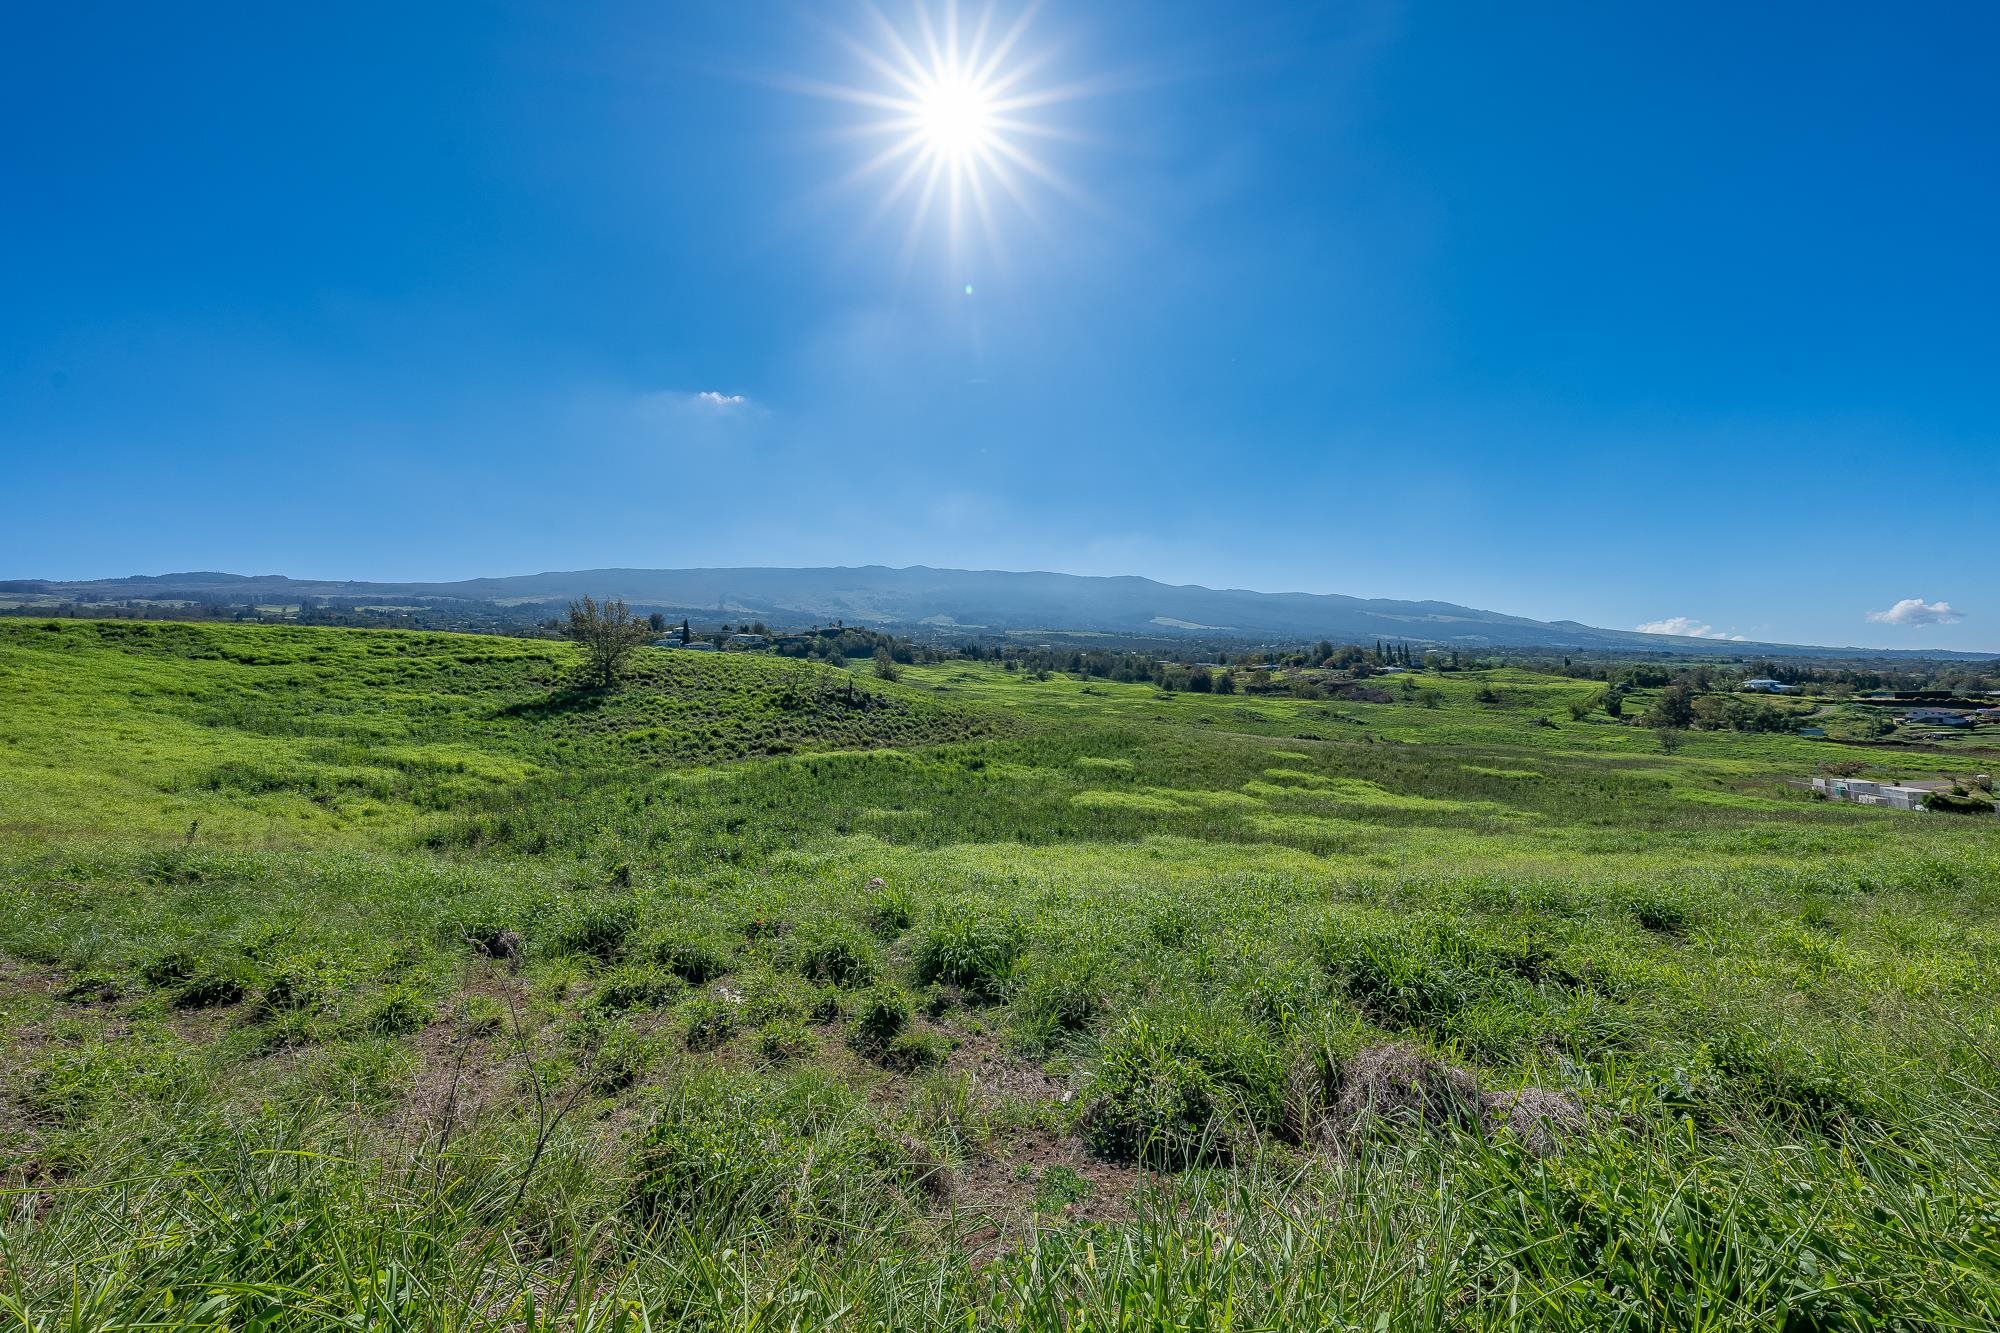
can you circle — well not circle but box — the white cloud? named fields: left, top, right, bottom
left=1635, top=616, right=1747, bottom=641
left=1866, top=597, right=1960, bottom=627
left=693, top=390, right=748, bottom=409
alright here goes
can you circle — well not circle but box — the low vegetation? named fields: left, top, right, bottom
left=1, top=619, right=1996, bottom=1327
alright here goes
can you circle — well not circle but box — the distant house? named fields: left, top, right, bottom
left=677, top=640, right=719, bottom=652
left=726, top=633, right=769, bottom=649
left=1811, top=777, right=1930, bottom=810
left=1740, top=679, right=1793, bottom=694
left=1902, top=708, right=1971, bottom=728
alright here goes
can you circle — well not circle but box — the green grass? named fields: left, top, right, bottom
left=2, top=621, right=1997, bottom=1328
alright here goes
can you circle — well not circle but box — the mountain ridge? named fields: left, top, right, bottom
left=5, top=566, right=1989, bottom=658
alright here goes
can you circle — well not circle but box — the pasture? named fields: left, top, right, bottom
left=1, top=621, right=1996, bottom=1329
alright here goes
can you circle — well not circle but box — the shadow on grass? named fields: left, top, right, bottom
left=491, top=685, right=614, bottom=720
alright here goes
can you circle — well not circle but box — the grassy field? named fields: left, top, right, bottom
left=2, top=621, right=1997, bottom=1329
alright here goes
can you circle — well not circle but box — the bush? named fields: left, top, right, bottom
left=881, top=1028, right=949, bottom=1072
left=1013, top=958, right=1104, bottom=1054
left=850, top=984, right=913, bottom=1054
left=1080, top=1012, right=1284, bottom=1167
left=757, top=1019, right=815, bottom=1062
left=864, top=883, right=915, bottom=937
left=646, top=931, right=732, bottom=984
left=1924, top=789, right=1994, bottom=815
left=914, top=903, right=1024, bottom=1000
left=363, top=984, right=431, bottom=1036
left=682, top=996, right=739, bottom=1051
left=798, top=927, right=880, bottom=988
left=1628, top=890, right=1696, bottom=935
left=554, top=903, right=637, bottom=962
left=588, top=964, right=685, bottom=1013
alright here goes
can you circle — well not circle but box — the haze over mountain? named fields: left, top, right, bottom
left=7, top=567, right=1988, bottom=659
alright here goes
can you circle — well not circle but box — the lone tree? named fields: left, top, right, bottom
left=565, top=595, right=651, bottom=689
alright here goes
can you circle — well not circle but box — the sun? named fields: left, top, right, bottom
left=782, top=2, right=1105, bottom=270
left=915, top=70, right=995, bottom=163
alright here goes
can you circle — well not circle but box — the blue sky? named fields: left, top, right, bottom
left=3, top=1, right=1994, bottom=650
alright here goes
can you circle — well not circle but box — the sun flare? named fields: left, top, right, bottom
left=786, top=2, right=1103, bottom=269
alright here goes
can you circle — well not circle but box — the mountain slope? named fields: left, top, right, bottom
left=5, top=566, right=1987, bottom=657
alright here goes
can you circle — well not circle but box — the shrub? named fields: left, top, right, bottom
left=850, top=984, right=914, bottom=1054
left=682, top=996, right=739, bottom=1051
left=363, top=984, right=431, bottom=1036
left=798, top=927, right=880, bottom=988
left=554, top=903, right=636, bottom=962
left=864, top=883, right=915, bottom=937
left=173, top=968, right=248, bottom=1010
left=1080, top=1012, right=1284, bottom=1168
left=757, top=1019, right=815, bottom=1062
left=646, top=931, right=732, bottom=984
left=881, top=1028, right=950, bottom=1072
left=588, top=964, right=685, bottom=1013
left=914, top=903, right=1024, bottom=1000
left=1924, top=789, right=1994, bottom=815
left=1628, top=890, right=1695, bottom=935
left=1013, top=958, right=1104, bottom=1054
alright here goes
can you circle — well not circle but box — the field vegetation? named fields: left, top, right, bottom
left=1, top=620, right=1996, bottom=1329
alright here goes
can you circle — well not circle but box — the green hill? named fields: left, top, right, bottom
left=0, top=620, right=992, bottom=840
left=2, top=621, right=1997, bottom=1328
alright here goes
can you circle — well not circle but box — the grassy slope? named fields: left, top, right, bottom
left=1, top=622, right=1997, bottom=1329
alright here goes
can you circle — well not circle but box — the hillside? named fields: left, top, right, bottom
left=0, top=620, right=992, bottom=841
left=11, top=566, right=1990, bottom=657
left=2, top=621, right=1997, bottom=1326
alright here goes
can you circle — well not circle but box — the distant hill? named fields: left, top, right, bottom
left=4, top=566, right=1989, bottom=658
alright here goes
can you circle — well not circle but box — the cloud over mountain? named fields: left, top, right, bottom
left=1635, top=616, right=1744, bottom=641
left=1867, top=598, right=1960, bottom=626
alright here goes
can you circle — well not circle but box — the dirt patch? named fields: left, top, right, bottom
left=953, top=1127, right=1150, bottom=1262
left=388, top=969, right=521, bottom=1155
left=942, top=1031, right=1070, bottom=1105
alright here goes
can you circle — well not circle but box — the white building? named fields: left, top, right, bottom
left=1810, top=776, right=1930, bottom=810
left=1740, top=678, right=1793, bottom=693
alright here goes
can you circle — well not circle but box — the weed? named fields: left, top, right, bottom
left=914, top=902, right=1024, bottom=999
left=849, top=984, right=914, bottom=1054
left=681, top=996, right=739, bottom=1051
